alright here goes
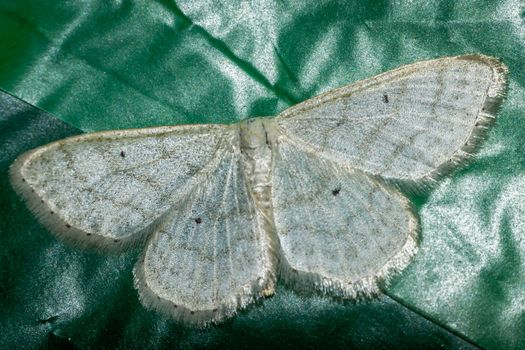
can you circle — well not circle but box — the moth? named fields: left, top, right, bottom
left=10, top=55, right=508, bottom=325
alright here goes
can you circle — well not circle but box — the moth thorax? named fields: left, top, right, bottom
left=239, top=118, right=275, bottom=242
left=239, top=118, right=272, bottom=203
left=239, top=117, right=270, bottom=150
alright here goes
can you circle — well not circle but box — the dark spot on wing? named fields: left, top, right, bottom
left=113, top=239, right=119, bottom=243
left=383, top=94, right=389, bottom=103
left=65, top=224, right=71, bottom=228
left=50, top=211, right=54, bottom=215
left=38, top=315, right=59, bottom=324
left=213, top=308, right=218, bottom=312
left=195, top=217, right=202, bottom=224
left=187, top=165, right=201, bottom=176
left=173, top=304, right=177, bottom=308
left=22, top=178, right=26, bottom=182
left=86, top=233, right=91, bottom=236
left=332, top=187, right=341, bottom=196
left=120, top=150, right=125, bottom=158
left=190, top=311, right=195, bottom=315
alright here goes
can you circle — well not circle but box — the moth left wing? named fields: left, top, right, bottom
left=10, top=124, right=229, bottom=249
left=134, top=139, right=277, bottom=325
left=270, top=135, right=418, bottom=297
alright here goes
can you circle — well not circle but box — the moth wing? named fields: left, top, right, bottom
left=270, top=135, right=417, bottom=297
left=134, top=137, right=277, bottom=325
left=10, top=124, right=230, bottom=249
left=275, top=54, right=507, bottom=191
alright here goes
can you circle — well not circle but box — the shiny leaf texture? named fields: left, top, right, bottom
left=0, top=1, right=524, bottom=349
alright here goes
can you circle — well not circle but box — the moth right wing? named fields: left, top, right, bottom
left=134, top=135, right=277, bottom=325
left=275, top=54, right=507, bottom=191
left=268, top=54, right=507, bottom=298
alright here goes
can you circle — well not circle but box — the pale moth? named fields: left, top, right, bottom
left=10, top=55, right=508, bottom=326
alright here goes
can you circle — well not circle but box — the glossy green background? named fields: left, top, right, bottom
left=0, top=1, right=524, bottom=349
